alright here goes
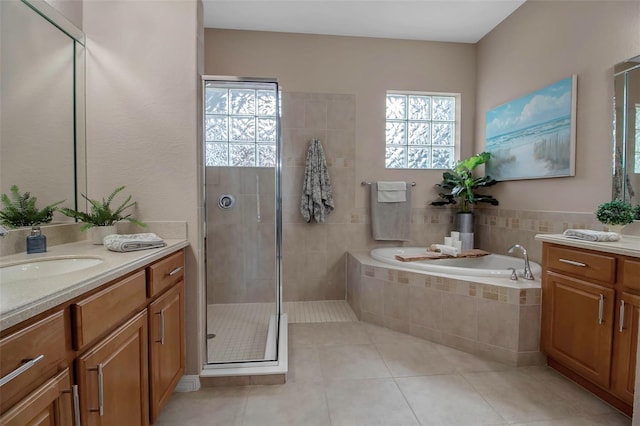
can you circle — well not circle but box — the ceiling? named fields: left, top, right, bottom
left=202, top=0, right=526, bottom=44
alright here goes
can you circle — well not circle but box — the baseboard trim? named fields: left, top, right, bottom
left=174, top=375, right=201, bottom=392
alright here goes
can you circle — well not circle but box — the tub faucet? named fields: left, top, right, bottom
left=0, top=225, right=9, bottom=238
left=508, top=244, right=534, bottom=280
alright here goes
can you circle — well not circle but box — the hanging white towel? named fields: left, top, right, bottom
left=370, top=182, right=411, bottom=241
left=377, top=181, right=407, bottom=202
left=300, top=139, right=334, bottom=223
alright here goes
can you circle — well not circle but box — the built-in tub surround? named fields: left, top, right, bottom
left=347, top=251, right=543, bottom=366
left=370, top=247, right=542, bottom=278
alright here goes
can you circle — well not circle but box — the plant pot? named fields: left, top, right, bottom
left=86, top=225, right=117, bottom=245
left=456, top=212, right=474, bottom=233
left=606, top=224, right=626, bottom=234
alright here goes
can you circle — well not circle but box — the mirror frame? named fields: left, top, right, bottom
left=612, top=55, right=640, bottom=203
left=17, top=0, right=87, bottom=214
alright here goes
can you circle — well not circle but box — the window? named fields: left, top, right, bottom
left=204, top=82, right=278, bottom=167
left=385, top=92, right=458, bottom=169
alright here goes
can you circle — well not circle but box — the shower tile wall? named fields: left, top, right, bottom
left=206, top=167, right=276, bottom=304
left=280, top=92, right=455, bottom=302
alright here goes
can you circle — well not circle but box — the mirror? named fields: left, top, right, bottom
left=0, top=0, right=86, bottom=219
left=613, top=55, right=640, bottom=204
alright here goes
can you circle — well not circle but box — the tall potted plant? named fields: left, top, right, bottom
left=431, top=152, right=499, bottom=236
left=59, top=186, right=145, bottom=244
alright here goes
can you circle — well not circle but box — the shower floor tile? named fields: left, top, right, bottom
left=207, top=300, right=357, bottom=363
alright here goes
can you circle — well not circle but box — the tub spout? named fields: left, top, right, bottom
left=508, top=244, right=534, bottom=280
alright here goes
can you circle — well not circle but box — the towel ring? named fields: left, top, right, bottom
left=361, top=181, right=416, bottom=186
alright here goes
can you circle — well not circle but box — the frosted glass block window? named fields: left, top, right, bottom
left=385, top=92, right=458, bottom=169
left=205, top=84, right=277, bottom=167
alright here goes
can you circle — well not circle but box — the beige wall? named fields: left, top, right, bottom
left=476, top=0, right=640, bottom=213
left=83, top=0, right=203, bottom=375
left=44, top=0, right=82, bottom=30
left=205, top=29, right=477, bottom=210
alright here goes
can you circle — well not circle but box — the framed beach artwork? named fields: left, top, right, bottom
left=485, top=75, right=577, bottom=181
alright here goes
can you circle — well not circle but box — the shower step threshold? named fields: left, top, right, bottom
left=199, top=314, right=288, bottom=385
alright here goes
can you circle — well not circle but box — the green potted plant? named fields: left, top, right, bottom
left=59, top=186, right=145, bottom=244
left=0, top=185, right=64, bottom=228
left=595, top=199, right=635, bottom=233
left=431, top=152, right=499, bottom=237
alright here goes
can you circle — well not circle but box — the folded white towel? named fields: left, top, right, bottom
left=104, top=233, right=167, bottom=252
left=434, top=244, right=460, bottom=257
left=377, top=181, right=406, bottom=202
left=562, top=229, right=620, bottom=242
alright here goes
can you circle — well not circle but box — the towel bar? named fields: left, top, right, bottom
left=361, top=181, right=416, bottom=186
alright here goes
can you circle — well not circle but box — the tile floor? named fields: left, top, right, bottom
left=158, top=321, right=632, bottom=426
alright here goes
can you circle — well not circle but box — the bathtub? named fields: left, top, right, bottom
left=370, top=247, right=542, bottom=278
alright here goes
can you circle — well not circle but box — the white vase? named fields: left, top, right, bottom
left=607, top=224, right=626, bottom=234
left=87, top=225, right=117, bottom=245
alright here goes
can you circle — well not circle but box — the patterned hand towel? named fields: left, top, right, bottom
left=300, top=139, right=334, bottom=223
left=104, top=233, right=167, bottom=252
left=562, top=229, right=620, bottom=242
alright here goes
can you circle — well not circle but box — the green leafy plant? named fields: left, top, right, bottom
left=431, top=152, right=499, bottom=213
left=634, top=204, right=640, bottom=221
left=0, top=185, right=64, bottom=228
left=595, top=200, right=635, bottom=226
left=59, top=186, right=146, bottom=230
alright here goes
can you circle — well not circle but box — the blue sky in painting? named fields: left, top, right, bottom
left=486, top=76, right=573, bottom=140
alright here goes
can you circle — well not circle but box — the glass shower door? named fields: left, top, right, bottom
left=203, top=78, right=281, bottom=364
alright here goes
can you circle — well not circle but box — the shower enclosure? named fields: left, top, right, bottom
left=203, top=77, right=282, bottom=365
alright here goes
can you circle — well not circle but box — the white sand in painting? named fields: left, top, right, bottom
left=491, top=139, right=570, bottom=180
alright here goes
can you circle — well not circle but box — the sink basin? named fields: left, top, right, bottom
left=0, top=257, right=104, bottom=283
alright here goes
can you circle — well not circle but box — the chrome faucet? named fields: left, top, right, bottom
left=0, top=225, right=9, bottom=238
left=508, top=244, right=534, bottom=280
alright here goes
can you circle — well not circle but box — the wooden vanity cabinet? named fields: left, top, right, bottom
left=0, top=248, right=186, bottom=425
left=0, top=368, right=76, bottom=426
left=542, top=243, right=640, bottom=415
left=148, top=280, right=185, bottom=424
left=77, top=310, right=149, bottom=426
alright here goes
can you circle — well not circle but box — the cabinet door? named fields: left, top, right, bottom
left=78, top=310, right=149, bottom=426
left=542, top=271, right=615, bottom=388
left=612, top=292, right=640, bottom=405
left=0, top=368, right=77, bottom=426
left=149, top=281, right=185, bottom=424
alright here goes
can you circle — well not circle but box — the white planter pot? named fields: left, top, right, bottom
left=87, top=225, right=117, bottom=245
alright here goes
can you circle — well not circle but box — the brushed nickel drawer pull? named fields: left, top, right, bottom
left=620, top=300, right=626, bottom=333
left=89, top=364, right=104, bottom=416
left=64, top=385, right=81, bottom=426
left=598, top=294, right=604, bottom=325
left=0, top=354, right=44, bottom=387
left=155, top=309, right=165, bottom=344
left=168, top=266, right=183, bottom=276
left=559, top=258, right=587, bottom=267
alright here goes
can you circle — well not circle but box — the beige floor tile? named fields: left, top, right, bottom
left=396, top=374, right=506, bottom=425
left=462, top=370, right=583, bottom=423
left=243, top=382, right=331, bottom=426
left=288, top=323, right=322, bottom=348
left=154, top=386, right=249, bottom=426
left=509, top=411, right=631, bottom=425
left=324, top=378, right=420, bottom=426
left=287, top=345, right=323, bottom=383
left=318, top=343, right=391, bottom=381
left=363, top=322, right=433, bottom=345
left=517, top=366, right=617, bottom=416
left=313, top=321, right=372, bottom=346
left=375, top=340, right=458, bottom=377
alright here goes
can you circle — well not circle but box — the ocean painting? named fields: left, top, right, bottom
left=485, top=76, right=577, bottom=181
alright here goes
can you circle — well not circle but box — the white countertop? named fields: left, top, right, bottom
left=535, top=234, right=640, bottom=258
left=0, top=239, right=189, bottom=331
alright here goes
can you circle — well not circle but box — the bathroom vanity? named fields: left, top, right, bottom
left=0, top=240, right=188, bottom=425
left=537, top=234, right=640, bottom=416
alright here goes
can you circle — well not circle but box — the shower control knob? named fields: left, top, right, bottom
left=218, top=194, right=235, bottom=209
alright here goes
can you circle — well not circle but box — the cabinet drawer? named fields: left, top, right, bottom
left=73, top=270, right=147, bottom=349
left=545, top=245, right=616, bottom=284
left=148, top=251, right=184, bottom=297
left=0, top=310, right=69, bottom=414
left=620, top=258, right=640, bottom=290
